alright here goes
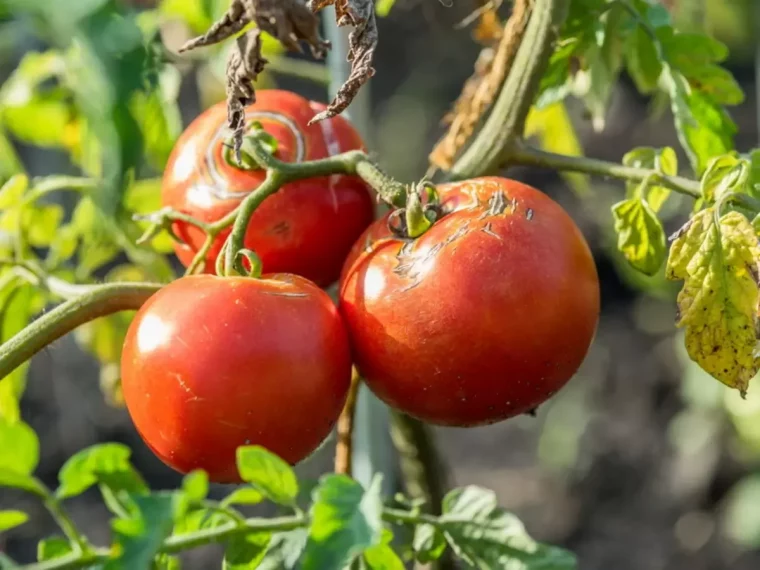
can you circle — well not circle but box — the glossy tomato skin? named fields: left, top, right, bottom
left=162, top=90, right=375, bottom=287
left=121, top=274, right=352, bottom=483
left=339, top=177, right=600, bottom=427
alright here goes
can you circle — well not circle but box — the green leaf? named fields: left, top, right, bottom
left=413, top=524, right=446, bottom=563
left=0, top=510, right=28, bottom=533
left=223, top=533, right=271, bottom=570
left=662, top=32, right=729, bottom=71
left=611, top=198, right=667, bottom=276
left=221, top=488, right=265, bottom=508
left=0, top=283, right=37, bottom=422
left=439, top=486, right=577, bottom=570
left=37, top=537, right=73, bottom=561
left=621, top=146, right=677, bottom=210
left=56, top=443, right=147, bottom=499
left=301, top=474, right=384, bottom=570
left=0, top=174, right=27, bottom=209
left=0, top=417, right=39, bottom=475
left=375, top=0, right=396, bottom=17
left=2, top=96, right=74, bottom=149
left=749, top=149, right=760, bottom=200
left=364, top=529, right=404, bottom=570
left=625, top=26, right=662, bottom=94
left=666, top=209, right=760, bottom=394
left=172, top=507, right=227, bottom=536
left=700, top=154, right=750, bottom=204
left=524, top=102, right=589, bottom=197
left=26, top=204, right=64, bottom=247
left=181, top=470, right=208, bottom=503
left=154, top=554, right=181, bottom=570
left=0, top=468, right=46, bottom=496
left=159, top=0, right=227, bottom=35
left=0, top=128, right=24, bottom=186
left=664, top=66, right=736, bottom=176
left=236, top=446, right=299, bottom=506
left=257, top=529, right=308, bottom=570
left=105, top=493, right=176, bottom=570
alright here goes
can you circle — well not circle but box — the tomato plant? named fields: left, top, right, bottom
left=163, top=90, right=375, bottom=285
left=121, top=272, right=352, bottom=483
left=340, top=177, right=600, bottom=426
left=1, top=0, right=759, bottom=568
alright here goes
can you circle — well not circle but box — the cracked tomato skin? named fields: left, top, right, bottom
left=339, top=176, right=600, bottom=427
left=121, top=274, right=352, bottom=483
left=161, top=89, right=374, bottom=287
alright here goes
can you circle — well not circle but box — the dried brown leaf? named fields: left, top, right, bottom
left=179, top=0, right=330, bottom=161
left=307, top=0, right=378, bottom=124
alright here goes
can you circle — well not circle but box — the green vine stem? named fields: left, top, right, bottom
left=506, top=143, right=702, bottom=197
left=18, top=506, right=452, bottom=570
left=0, top=282, right=161, bottom=381
left=448, top=0, right=570, bottom=178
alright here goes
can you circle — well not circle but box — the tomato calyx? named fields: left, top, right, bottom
left=222, top=122, right=280, bottom=170
left=388, top=180, right=443, bottom=240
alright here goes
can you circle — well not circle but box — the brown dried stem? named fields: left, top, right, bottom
left=334, top=369, right=362, bottom=476
left=429, top=0, right=530, bottom=171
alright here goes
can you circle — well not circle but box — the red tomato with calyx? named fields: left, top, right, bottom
left=121, top=274, right=352, bottom=483
left=339, top=176, right=600, bottom=427
left=162, top=89, right=374, bottom=287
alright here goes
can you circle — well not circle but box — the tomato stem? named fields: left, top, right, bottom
left=335, top=369, right=362, bottom=476
left=0, top=283, right=161, bottom=382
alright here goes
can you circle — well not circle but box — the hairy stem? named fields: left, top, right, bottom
left=335, top=369, right=362, bottom=476
left=448, top=0, right=570, bottom=178
left=0, top=283, right=161, bottom=381
left=507, top=143, right=702, bottom=198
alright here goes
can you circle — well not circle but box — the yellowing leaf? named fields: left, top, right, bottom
left=667, top=209, right=760, bottom=394
left=525, top=102, right=589, bottom=197
left=622, top=146, right=677, bottom=211
left=612, top=198, right=666, bottom=276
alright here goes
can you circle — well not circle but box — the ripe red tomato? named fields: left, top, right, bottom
left=121, top=274, right=352, bottom=483
left=162, top=90, right=375, bottom=287
left=339, top=177, right=600, bottom=427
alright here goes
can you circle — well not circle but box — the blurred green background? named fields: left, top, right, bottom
left=1, top=0, right=760, bottom=568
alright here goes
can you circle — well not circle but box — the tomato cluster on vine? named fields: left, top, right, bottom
left=122, top=90, right=601, bottom=483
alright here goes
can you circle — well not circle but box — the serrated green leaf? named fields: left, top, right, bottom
left=413, top=524, right=446, bottom=563
left=666, top=209, right=760, bottom=394
left=0, top=468, right=46, bottom=496
left=26, top=204, right=64, bottom=247
left=223, top=533, right=271, bottom=570
left=700, top=154, right=750, bottom=204
left=301, top=474, right=384, bottom=570
left=0, top=510, right=28, bottom=533
left=664, top=66, right=735, bottom=175
left=662, top=32, right=729, bottom=70
left=683, top=64, right=744, bottom=106
left=105, top=493, right=176, bottom=570
left=535, top=41, right=576, bottom=110
left=0, top=417, right=39, bottom=475
left=439, top=486, right=577, bottom=570
left=0, top=175, right=28, bottom=209
left=222, top=488, right=265, bottom=508
left=612, top=198, right=667, bottom=276
left=257, top=529, right=308, bottom=570
left=37, top=537, right=73, bottom=561
left=363, top=529, right=403, bottom=570
left=181, top=470, right=208, bottom=503
left=625, top=25, right=661, bottom=94
left=56, top=443, right=147, bottom=499
left=236, top=446, right=298, bottom=506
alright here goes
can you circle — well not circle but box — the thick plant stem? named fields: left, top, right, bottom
left=334, top=369, right=362, bottom=476
left=506, top=143, right=702, bottom=198
left=0, top=283, right=161, bottom=381
left=448, top=0, right=570, bottom=178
